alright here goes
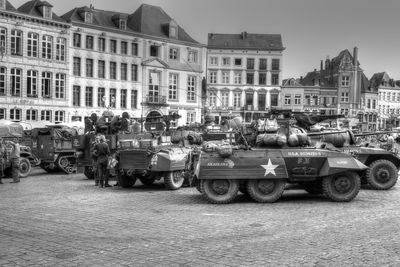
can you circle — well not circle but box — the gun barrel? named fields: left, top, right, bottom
left=306, top=130, right=349, bottom=137
left=353, top=131, right=394, bottom=137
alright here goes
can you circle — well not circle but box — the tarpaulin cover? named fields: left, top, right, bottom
left=0, top=124, right=23, bottom=137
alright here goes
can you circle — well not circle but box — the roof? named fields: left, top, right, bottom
left=62, top=4, right=200, bottom=45
left=18, top=0, right=65, bottom=22
left=282, top=78, right=303, bottom=87
left=300, top=70, right=333, bottom=87
left=207, top=32, right=284, bottom=50
left=2, top=0, right=17, bottom=12
left=360, top=72, right=373, bottom=93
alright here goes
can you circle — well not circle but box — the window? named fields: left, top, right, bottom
left=98, top=60, right=105, bottom=79
left=259, top=73, right=266, bottom=85
left=210, top=57, right=218, bottom=65
left=169, top=73, right=178, bottom=100
left=110, top=39, right=117, bottom=53
left=187, top=75, right=196, bottom=101
left=258, top=93, right=266, bottom=110
left=98, top=37, right=105, bottom=52
left=247, top=58, right=254, bottom=69
left=367, top=99, right=371, bottom=109
left=222, top=72, right=229, bottom=84
left=246, top=73, right=254, bottom=84
left=121, top=41, right=127, bottom=54
left=0, top=27, right=6, bottom=54
left=85, top=87, right=93, bottom=107
left=221, top=91, right=229, bottom=107
left=26, top=109, right=37, bottom=121
left=150, top=45, right=159, bottom=57
left=209, top=91, right=217, bottom=106
left=10, top=108, right=21, bottom=121
left=234, top=72, right=242, bottom=84
left=43, top=6, right=51, bottom=18
left=110, top=62, right=117, bottom=79
left=169, top=111, right=178, bottom=128
left=120, top=20, right=126, bottom=30
left=10, top=68, right=21, bottom=96
left=386, top=92, right=390, bottom=101
left=0, top=67, right=5, bottom=95
left=98, top=88, right=105, bottom=107
left=0, top=108, right=4, bottom=119
left=41, top=72, right=51, bottom=98
left=222, top=58, right=230, bottom=66
left=85, top=12, right=92, bottom=23
left=272, top=59, right=280, bottom=71
left=341, top=76, right=350, bottom=86
left=392, top=92, right=396, bottom=101
left=11, top=30, right=22, bottom=55
left=131, top=43, right=138, bottom=56
left=234, top=58, right=242, bottom=66
left=120, top=63, right=127, bottom=80
left=397, top=93, right=400, bottom=102
left=188, top=50, right=197, bottom=63
left=284, top=94, right=291, bottom=105
left=55, top=73, right=65, bottom=99
left=27, top=70, right=38, bottom=97
left=169, top=47, right=178, bottom=60
left=233, top=92, right=241, bottom=108
left=270, top=93, right=279, bottom=107
left=121, top=89, right=127, bottom=108
left=246, top=93, right=254, bottom=107
left=259, top=59, right=267, bottom=70
left=41, top=110, right=51, bottom=121
left=109, top=88, right=116, bottom=108
left=209, top=71, right=217, bottom=84
left=187, top=112, right=196, bottom=124
left=341, top=92, right=349, bottom=102
left=372, top=99, right=376, bottom=109
left=340, top=109, right=349, bottom=116
left=131, top=90, right=137, bottom=109
left=0, top=0, right=5, bottom=9
left=86, top=35, right=93, bottom=49
left=55, top=38, right=66, bottom=61
left=294, top=94, right=301, bottom=105
left=27, top=33, right=38, bottom=57
left=42, top=35, right=52, bottom=59
left=73, top=57, right=81, bottom=76
left=73, top=86, right=80, bottom=106
left=73, top=33, right=81, bottom=47
left=271, top=73, right=279, bottom=85
left=131, top=64, right=138, bottom=81
left=86, top=58, right=93, bottom=77
left=169, top=26, right=177, bottom=38
left=55, top=111, right=64, bottom=122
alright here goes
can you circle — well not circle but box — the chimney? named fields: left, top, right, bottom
left=353, top=46, right=358, bottom=66
left=320, top=60, right=323, bottom=71
left=325, top=56, right=330, bottom=69
left=241, top=31, right=247, bottom=39
left=209, top=33, right=214, bottom=40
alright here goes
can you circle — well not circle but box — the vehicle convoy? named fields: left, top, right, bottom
left=292, top=113, right=400, bottom=190
left=0, top=123, right=39, bottom=177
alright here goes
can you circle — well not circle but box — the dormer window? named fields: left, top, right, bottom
left=0, top=0, right=6, bottom=10
left=43, top=6, right=51, bottom=18
left=85, top=12, right=93, bottom=23
left=168, top=20, right=178, bottom=39
left=119, top=20, right=126, bottom=30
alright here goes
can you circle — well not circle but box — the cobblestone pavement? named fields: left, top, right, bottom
left=1, top=169, right=400, bottom=266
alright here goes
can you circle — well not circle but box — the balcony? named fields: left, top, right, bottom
left=143, top=95, right=168, bottom=106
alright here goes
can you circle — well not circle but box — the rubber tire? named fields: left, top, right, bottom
left=164, top=171, right=185, bottom=190
left=84, top=166, right=95, bottom=179
left=139, top=176, right=156, bottom=186
left=40, top=163, right=59, bottom=173
left=239, top=182, right=248, bottom=195
left=19, top=158, right=32, bottom=178
left=303, top=181, right=323, bottom=195
left=322, top=171, right=360, bottom=202
left=119, top=173, right=137, bottom=188
left=246, top=179, right=286, bottom=203
left=366, top=159, right=398, bottom=190
left=200, top=179, right=239, bottom=204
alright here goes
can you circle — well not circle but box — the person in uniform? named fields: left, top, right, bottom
left=90, top=135, right=101, bottom=186
left=94, top=135, right=110, bottom=188
left=7, top=140, right=20, bottom=183
left=0, top=138, right=5, bottom=184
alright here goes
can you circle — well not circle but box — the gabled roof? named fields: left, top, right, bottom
left=18, top=0, right=65, bottom=22
left=128, top=4, right=199, bottom=44
left=361, top=72, right=374, bottom=93
left=369, top=72, right=395, bottom=90
left=300, top=70, right=333, bottom=87
left=207, top=32, right=284, bottom=50
left=62, top=4, right=200, bottom=45
left=2, top=0, right=17, bottom=12
left=282, top=78, right=303, bottom=87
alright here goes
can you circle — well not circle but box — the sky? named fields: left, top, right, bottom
left=10, top=0, right=400, bottom=80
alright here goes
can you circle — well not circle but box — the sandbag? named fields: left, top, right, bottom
left=287, top=133, right=299, bottom=147
left=228, top=117, right=243, bottom=130
left=297, top=133, right=310, bottom=146
left=265, top=119, right=279, bottom=133
left=322, top=133, right=346, bottom=147
left=257, top=119, right=266, bottom=132
left=217, top=144, right=233, bottom=158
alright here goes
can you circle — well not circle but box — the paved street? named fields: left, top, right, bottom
left=0, top=169, right=400, bottom=266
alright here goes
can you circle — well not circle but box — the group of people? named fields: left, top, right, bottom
left=0, top=139, right=21, bottom=184
left=90, top=134, right=113, bottom=188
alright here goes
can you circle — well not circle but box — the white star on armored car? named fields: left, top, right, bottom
left=261, top=159, right=279, bottom=176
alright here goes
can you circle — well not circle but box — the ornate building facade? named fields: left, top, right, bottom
left=0, top=0, right=70, bottom=125
left=206, top=32, right=284, bottom=123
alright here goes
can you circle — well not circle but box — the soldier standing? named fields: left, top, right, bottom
left=94, top=135, right=110, bottom=188
left=7, top=140, right=20, bottom=183
left=0, top=138, right=4, bottom=184
left=90, top=135, right=101, bottom=186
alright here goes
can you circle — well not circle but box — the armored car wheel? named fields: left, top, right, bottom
left=164, top=171, right=185, bottom=190
left=246, top=179, right=285, bottom=203
left=303, top=181, right=323, bottom=195
left=366, top=159, right=398, bottom=190
left=322, top=171, right=360, bottom=202
left=118, top=173, right=136, bottom=188
left=18, top=158, right=32, bottom=178
left=200, top=179, right=239, bottom=204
